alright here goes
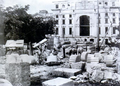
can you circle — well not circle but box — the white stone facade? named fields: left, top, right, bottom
left=52, top=0, right=120, bottom=43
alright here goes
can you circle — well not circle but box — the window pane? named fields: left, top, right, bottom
left=113, top=27, right=116, bottom=34
left=63, top=20, right=65, bottom=24
left=56, top=15, right=58, bottom=18
left=69, top=19, right=72, bottom=24
left=56, top=5, right=58, bottom=8
left=56, top=28, right=58, bottom=34
left=69, top=14, right=72, bottom=18
left=69, top=28, right=72, bottom=35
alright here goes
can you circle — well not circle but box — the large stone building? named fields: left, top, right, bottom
left=52, top=0, right=120, bottom=44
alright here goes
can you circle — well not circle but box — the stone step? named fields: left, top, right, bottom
left=42, top=77, right=74, bottom=86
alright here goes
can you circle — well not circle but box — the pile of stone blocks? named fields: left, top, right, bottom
left=42, top=77, right=74, bottom=86
left=53, top=68, right=81, bottom=78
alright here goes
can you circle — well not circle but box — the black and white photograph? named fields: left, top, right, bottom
left=0, top=0, right=120, bottom=86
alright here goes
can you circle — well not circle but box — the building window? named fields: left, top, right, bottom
left=56, top=28, right=58, bottom=35
left=99, top=19, right=100, bottom=24
left=99, top=13, right=100, bottom=17
left=69, top=28, right=72, bottom=35
left=56, top=4, right=58, bottom=8
left=112, top=2, right=115, bottom=6
left=56, top=20, right=58, bottom=24
left=69, top=19, right=72, bottom=24
left=90, top=39, right=94, bottom=42
left=105, top=2, right=108, bottom=5
left=63, top=15, right=65, bottom=18
left=113, top=27, right=116, bottom=34
left=63, top=28, right=65, bottom=35
left=62, top=4, right=65, bottom=8
left=99, top=27, right=101, bottom=34
left=113, top=13, right=115, bottom=16
left=105, top=18, right=108, bottom=23
left=56, top=15, right=58, bottom=18
left=105, top=13, right=108, bottom=17
left=99, top=2, right=101, bottom=4
left=69, top=14, right=72, bottom=18
left=62, top=20, right=65, bottom=24
left=105, top=27, right=108, bottom=33
left=113, top=18, right=115, bottom=23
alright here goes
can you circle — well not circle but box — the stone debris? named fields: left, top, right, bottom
left=2, top=38, right=120, bottom=86
left=42, top=77, right=74, bottom=86
left=90, top=70, right=104, bottom=82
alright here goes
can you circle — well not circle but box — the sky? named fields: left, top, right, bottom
left=2, top=0, right=64, bottom=14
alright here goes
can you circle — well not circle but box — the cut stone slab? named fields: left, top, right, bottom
left=70, top=62, right=85, bottom=71
left=42, top=77, right=74, bottom=86
left=53, top=68, right=81, bottom=77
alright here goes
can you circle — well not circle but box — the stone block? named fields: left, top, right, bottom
left=90, top=70, right=104, bottom=82
left=104, top=55, right=114, bottom=67
left=69, top=55, right=80, bottom=63
left=6, top=54, right=22, bottom=63
left=81, top=52, right=88, bottom=62
left=53, top=68, right=81, bottom=78
left=86, top=63, right=104, bottom=74
left=70, top=62, right=85, bottom=70
left=5, top=63, right=30, bottom=86
left=87, top=54, right=99, bottom=63
left=42, top=77, right=74, bottom=86
left=104, top=71, right=113, bottom=80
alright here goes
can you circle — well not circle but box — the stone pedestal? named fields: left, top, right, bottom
left=53, top=68, right=81, bottom=77
left=5, top=54, right=30, bottom=86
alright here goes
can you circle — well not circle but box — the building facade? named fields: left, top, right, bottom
left=52, top=0, right=120, bottom=44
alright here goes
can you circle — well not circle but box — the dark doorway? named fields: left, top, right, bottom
left=80, top=15, right=90, bottom=36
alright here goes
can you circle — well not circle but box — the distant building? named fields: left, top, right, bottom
left=52, top=0, right=120, bottom=44
left=33, top=10, right=54, bottom=21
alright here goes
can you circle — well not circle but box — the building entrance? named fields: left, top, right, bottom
left=80, top=15, right=90, bottom=36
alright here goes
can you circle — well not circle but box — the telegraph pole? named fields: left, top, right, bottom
left=96, top=0, right=100, bottom=51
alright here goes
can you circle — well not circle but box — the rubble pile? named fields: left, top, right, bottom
left=65, top=47, right=120, bottom=84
